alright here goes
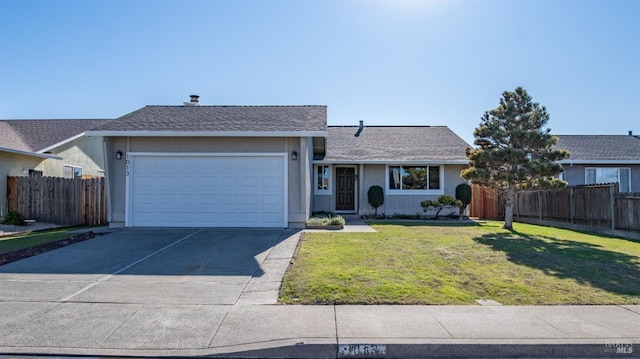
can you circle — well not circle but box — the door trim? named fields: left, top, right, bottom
left=334, top=166, right=357, bottom=213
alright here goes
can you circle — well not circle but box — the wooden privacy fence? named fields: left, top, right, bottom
left=7, top=176, right=107, bottom=226
left=514, top=184, right=640, bottom=238
left=469, top=184, right=501, bottom=220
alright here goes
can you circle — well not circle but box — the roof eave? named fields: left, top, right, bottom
left=313, top=159, right=469, bottom=165
left=0, top=146, right=63, bottom=160
left=37, top=132, right=86, bottom=154
left=559, top=159, right=640, bottom=165
left=85, top=130, right=328, bottom=137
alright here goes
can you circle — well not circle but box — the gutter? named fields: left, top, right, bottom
left=0, top=146, right=63, bottom=160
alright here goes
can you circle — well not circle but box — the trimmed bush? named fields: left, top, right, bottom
left=367, top=185, right=384, bottom=216
left=421, top=195, right=463, bottom=219
left=455, top=183, right=472, bottom=217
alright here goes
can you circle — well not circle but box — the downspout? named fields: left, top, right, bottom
left=102, top=137, right=112, bottom=224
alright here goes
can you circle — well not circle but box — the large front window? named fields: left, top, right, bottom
left=388, top=165, right=441, bottom=192
left=585, top=167, right=631, bottom=192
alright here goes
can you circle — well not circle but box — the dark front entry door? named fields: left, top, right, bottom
left=335, top=167, right=355, bottom=211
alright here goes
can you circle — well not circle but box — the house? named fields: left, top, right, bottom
left=555, top=133, right=640, bottom=192
left=313, top=124, right=469, bottom=216
left=87, top=96, right=470, bottom=228
left=0, top=119, right=110, bottom=215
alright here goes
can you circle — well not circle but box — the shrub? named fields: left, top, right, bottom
left=455, top=183, right=472, bottom=217
left=307, top=214, right=345, bottom=226
left=421, top=195, right=463, bottom=219
left=2, top=211, right=27, bottom=226
left=367, top=185, right=384, bottom=216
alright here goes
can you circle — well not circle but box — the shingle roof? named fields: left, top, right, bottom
left=321, top=126, right=470, bottom=163
left=0, top=119, right=111, bottom=152
left=91, top=105, right=327, bottom=133
left=555, top=135, right=640, bottom=161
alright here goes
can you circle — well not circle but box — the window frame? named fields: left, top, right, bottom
left=585, top=167, right=631, bottom=192
left=64, top=165, right=83, bottom=179
left=314, top=165, right=332, bottom=195
left=28, top=169, right=43, bottom=177
left=386, top=164, right=444, bottom=195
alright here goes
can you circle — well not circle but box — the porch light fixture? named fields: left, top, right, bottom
left=291, top=151, right=298, bottom=160
left=116, top=151, right=123, bottom=160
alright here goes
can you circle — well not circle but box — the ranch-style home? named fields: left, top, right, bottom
left=555, top=133, right=640, bottom=192
left=87, top=96, right=470, bottom=228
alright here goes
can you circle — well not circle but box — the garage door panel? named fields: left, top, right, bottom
left=129, top=155, right=285, bottom=227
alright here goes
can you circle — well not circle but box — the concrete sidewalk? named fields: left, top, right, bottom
left=0, top=304, right=638, bottom=358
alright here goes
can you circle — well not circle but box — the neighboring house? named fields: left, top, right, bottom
left=313, top=124, right=469, bottom=216
left=0, top=119, right=110, bottom=215
left=555, top=133, right=640, bottom=192
left=86, top=96, right=470, bottom=229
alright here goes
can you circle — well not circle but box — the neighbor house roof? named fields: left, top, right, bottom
left=318, top=126, right=470, bottom=164
left=555, top=135, right=640, bottom=164
left=0, top=119, right=111, bottom=153
left=87, top=105, right=328, bottom=137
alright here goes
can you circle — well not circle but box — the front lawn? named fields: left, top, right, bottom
left=0, top=227, right=88, bottom=255
left=279, top=221, right=640, bottom=305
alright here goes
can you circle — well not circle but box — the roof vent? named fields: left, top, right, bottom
left=183, top=94, right=200, bottom=106
left=355, top=120, right=364, bottom=137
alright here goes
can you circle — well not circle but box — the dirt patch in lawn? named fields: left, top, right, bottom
left=0, top=231, right=104, bottom=267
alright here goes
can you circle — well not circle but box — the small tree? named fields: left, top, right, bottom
left=461, top=87, right=569, bottom=230
left=421, top=195, right=463, bottom=219
left=455, top=183, right=472, bottom=218
left=367, top=185, right=384, bottom=216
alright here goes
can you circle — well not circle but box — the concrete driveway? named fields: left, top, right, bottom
left=0, top=227, right=305, bottom=355
left=0, top=227, right=299, bottom=305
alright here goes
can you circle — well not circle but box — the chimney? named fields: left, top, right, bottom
left=354, top=120, right=364, bottom=137
left=629, top=130, right=633, bottom=136
left=183, top=94, right=200, bottom=106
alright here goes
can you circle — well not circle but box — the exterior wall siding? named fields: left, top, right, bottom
left=312, top=163, right=468, bottom=216
left=562, top=164, right=640, bottom=192
left=36, top=136, right=105, bottom=178
left=312, top=195, right=331, bottom=212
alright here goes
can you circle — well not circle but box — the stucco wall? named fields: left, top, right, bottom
left=105, top=136, right=309, bottom=228
left=0, top=152, right=46, bottom=215
left=562, top=164, right=640, bottom=192
left=36, top=136, right=105, bottom=178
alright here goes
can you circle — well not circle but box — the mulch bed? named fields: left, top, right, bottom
left=0, top=231, right=104, bottom=267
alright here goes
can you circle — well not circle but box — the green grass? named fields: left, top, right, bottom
left=0, top=227, right=87, bottom=255
left=280, top=221, right=640, bottom=305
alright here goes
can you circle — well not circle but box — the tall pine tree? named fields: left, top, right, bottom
left=462, top=87, right=570, bottom=230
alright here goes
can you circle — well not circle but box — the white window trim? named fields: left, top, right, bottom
left=585, top=167, right=631, bottom=192
left=314, top=164, right=332, bottom=195
left=385, top=164, right=444, bottom=195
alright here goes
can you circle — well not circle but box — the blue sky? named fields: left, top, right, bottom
left=1, top=0, right=638, bottom=145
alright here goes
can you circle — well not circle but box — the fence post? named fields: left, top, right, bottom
left=569, top=187, right=574, bottom=225
left=538, top=191, right=542, bottom=221
left=610, top=184, right=616, bottom=233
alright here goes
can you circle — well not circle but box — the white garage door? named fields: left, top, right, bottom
left=127, top=154, right=287, bottom=227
